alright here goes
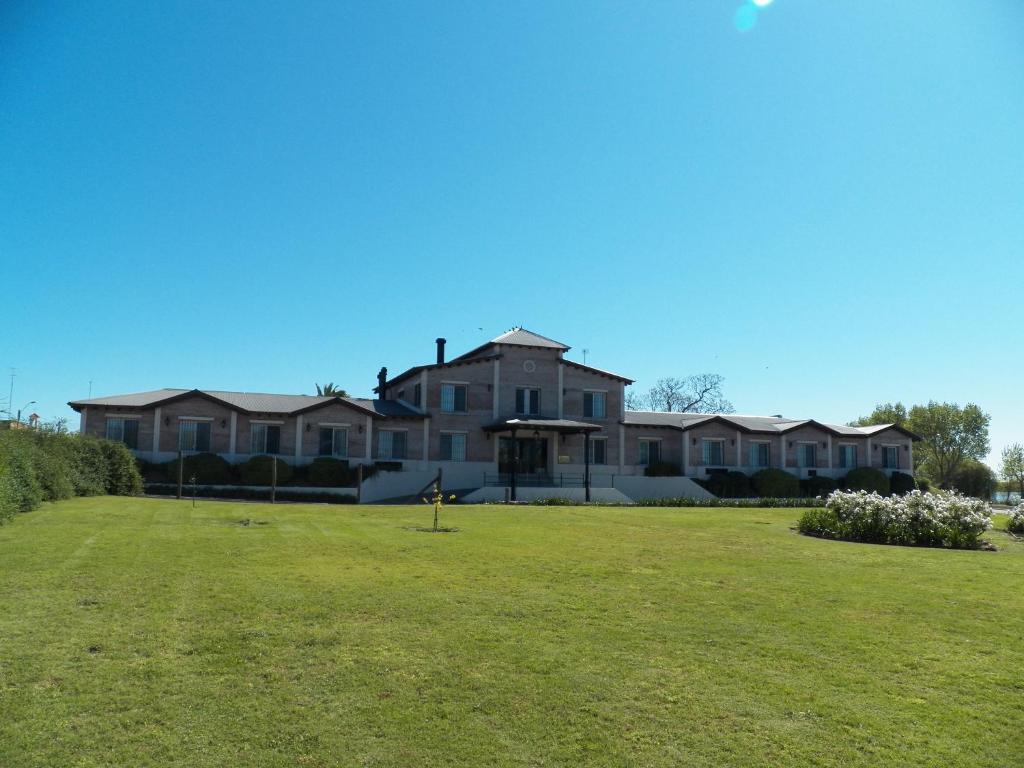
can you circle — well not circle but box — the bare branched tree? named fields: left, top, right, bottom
left=631, top=374, right=733, bottom=414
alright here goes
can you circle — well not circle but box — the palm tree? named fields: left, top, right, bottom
left=315, top=382, right=347, bottom=397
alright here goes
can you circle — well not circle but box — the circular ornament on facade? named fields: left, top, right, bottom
left=523, top=360, right=536, bottom=373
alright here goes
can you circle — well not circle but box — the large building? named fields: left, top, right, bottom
left=69, top=328, right=917, bottom=501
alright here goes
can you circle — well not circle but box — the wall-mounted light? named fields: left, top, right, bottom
left=305, top=423, right=312, bottom=432
left=164, top=417, right=170, bottom=427
left=358, top=425, right=364, bottom=434
left=904, top=445, right=909, bottom=452
left=821, top=441, right=827, bottom=448
left=730, top=439, right=735, bottom=446
left=221, top=419, right=227, bottom=429
left=692, top=438, right=697, bottom=446
left=873, top=444, right=878, bottom=450
left=788, top=441, right=793, bottom=448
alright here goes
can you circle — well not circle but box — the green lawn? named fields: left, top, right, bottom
left=1, top=498, right=1022, bottom=767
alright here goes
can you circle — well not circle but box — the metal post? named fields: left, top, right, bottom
left=176, top=450, right=183, bottom=500
left=356, top=463, right=363, bottom=504
left=584, top=431, right=591, bottom=502
left=510, top=429, right=518, bottom=502
left=437, top=466, right=443, bottom=494
left=271, top=459, right=277, bottom=504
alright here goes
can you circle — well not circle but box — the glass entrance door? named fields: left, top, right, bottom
left=499, top=437, right=549, bottom=476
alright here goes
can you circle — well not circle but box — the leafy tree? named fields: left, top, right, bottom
left=908, top=401, right=990, bottom=489
left=1000, top=443, right=1024, bottom=499
left=315, top=382, right=347, bottom=397
left=849, top=402, right=908, bottom=428
left=634, top=374, right=733, bottom=414
left=950, top=459, right=996, bottom=500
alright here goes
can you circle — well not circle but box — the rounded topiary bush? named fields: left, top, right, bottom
left=705, top=470, right=752, bottom=498
left=164, top=452, right=235, bottom=485
left=644, top=461, right=681, bottom=477
left=238, top=456, right=293, bottom=486
left=751, top=468, right=800, bottom=498
left=889, top=471, right=916, bottom=496
left=1007, top=505, right=1024, bottom=535
left=802, top=475, right=837, bottom=498
left=99, top=441, right=143, bottom=496
left=840, top=467, right=890, bottom=495
left=306, top=457, right=353, bottom=487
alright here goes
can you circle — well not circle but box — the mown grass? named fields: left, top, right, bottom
left=1, top=497, right=1022, bottom=767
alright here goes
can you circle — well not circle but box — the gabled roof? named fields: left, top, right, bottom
left=450, top=327, right=570, bottom=362
left=622, top=411, right=921, bottom=440
left=376, top=353, right=501, bottom=392
left=68, top=388, right=423, bottom=420
left=560, top=358, right=634, bottom=384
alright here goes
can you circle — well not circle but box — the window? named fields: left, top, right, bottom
left=440, top=383, right=468, bottom=413
left=702, top=439, right=725, bottom=465
left=440, top=432, right=467, bottom=462
left=250, top=423, right=281, bottom=455
left=749, top=442, right=770, bottom=468
left=106, top=417, right=139, bottom=449
left=590, top=438, right=607, bottom=465
left=797, top=443, right=817, bottom=468
left=883, top=445, right=900, bottom=469
left=839, top=444, right=858, bottom=469
left=583, top=391, right=606, bottom=419
left=179, top=419, right=212, bottom=452
left=639, top=439, right=661, bottom=466
left=515, top=387, right=541, bottom=416
left=413, top=382, right=422, bottom=408
left=378, top=430, right=407, bottom=460
left=318, top=427, right=348, bottom=458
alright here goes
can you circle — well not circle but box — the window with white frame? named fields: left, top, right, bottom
left=250, top=423, right=281, bottom=455
left=179, top=419, right=212, bottom=453
left=883, top=445, right=900, bottom=469
left=639, top=439, right=661, bottom=466
left=583, top=391, right=606, bottom=419
left=797, top=442, right=817, bottom=468
left=702, top=439, right=725, bottom=465
left=440, top=432, right=467, bottom=462
left=440, top=383, right=468, bottom=413
left=318, top=426, right=348, bottom=458
left=515, top=387, right=541, bottom=416
left=749, top=441, right=770, bottom=468
left=590, top=437, right=607, bottom=465
left=378, top=430, right=407, bottom=460
left=106, top=417, right=139, bottom=449
left=838, top=444, right=858, bottom=469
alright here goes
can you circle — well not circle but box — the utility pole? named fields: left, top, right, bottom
left=6, top=369, right=14, bottom=419
left=88, top=380, right=93, bottom=398
left=582, top=349, right=589, bottom=365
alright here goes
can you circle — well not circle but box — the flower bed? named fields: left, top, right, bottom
left=798, top=490, right=992, bottom=549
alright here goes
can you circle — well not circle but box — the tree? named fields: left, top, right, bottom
left=315, top=383, right=347, bottom=397
left=849, top=402, right=909, bottom=428
left=624, top=389, right=645, bottom=411
left=950, top=459, right=996, bottom=500
left=1000, top=443, right=1024, bottom=499
left=908, top=401, right=990, bottom=489
left=636, top=374, right=733, bottom=414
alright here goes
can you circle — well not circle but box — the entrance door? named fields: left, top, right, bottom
left=498, top=437, right=549, bottom=477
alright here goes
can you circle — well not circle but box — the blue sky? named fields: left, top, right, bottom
left=2, top=1, right=1022, bottom=468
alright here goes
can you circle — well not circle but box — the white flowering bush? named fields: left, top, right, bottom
left=1007, top=502, right=1024, bottom=535
left=798, top=489, right=993, bottom=549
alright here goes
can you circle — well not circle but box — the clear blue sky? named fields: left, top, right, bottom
left=2, top=1, right=1021, bottom=468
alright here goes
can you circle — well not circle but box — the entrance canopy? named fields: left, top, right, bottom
left=482, top=418, right=602, bottom=435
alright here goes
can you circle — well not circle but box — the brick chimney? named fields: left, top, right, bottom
left=436, top=337, right=446, bottom=365
left=377, top=367, right=388, bottom=399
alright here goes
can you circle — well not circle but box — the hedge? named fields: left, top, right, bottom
left=238, top=455, right=294, bottom=485
left=704, top=471, right=752, bottom=498
left=0, top=429, right=142, bottom=522
left=305, top=457, right=356, bottom=487
left=840, top=467, right=890, bottom=495
left=163, top=452, right=235, bottom=485
left=751, top=468, right=800, bottom=498
left=145, top=484, right=356, bottom=504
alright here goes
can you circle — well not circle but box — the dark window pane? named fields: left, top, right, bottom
left=440, top=433, right=452, bottom=460
left=123, top=419, right=139, bottom=449
left=529, top=389, right=539, bottom=415
left=319, top=428, right=333, bottom=456
left=393, top=431, right=407, bottom=459
left=454, top=386, right=467, bottom=412
left=650, top=441, right=661, bottom=463
left=515, top=389, right=525, bottom=414
left=583, top=392, right=593, bottom=417
left=266, top=425, right=280, bottom=455
left=196, top=422, right=211, bottom=452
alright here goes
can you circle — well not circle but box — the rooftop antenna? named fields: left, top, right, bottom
left=582, top=348, right=589, bottom=365
left=88, top=380, right=93, bottom=398
left=6, top=368, right=14, bottom=419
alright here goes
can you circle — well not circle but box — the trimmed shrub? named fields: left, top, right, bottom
left=799, top=489, right=992, bottom=549
left=889, top=471, right=916, bottom=496
left=801, top=475, right=837, bottom=498
left=840, top=467, right=890, bottom=495
left=644, top=461, right=681, bottom=477
left=705, top=470, right=752, bottom=498
left=100, top=441, right=144, bottom=496
left=145, top=483, right=356, bottom=504
left=1008, top=504, right=1024, bottom=535
left=238, top=456, right=294, bottom=485
left=305, top=458, right=354, bottom=487
left=164, top=452, right=235, bottom=485
left=70, top=437, right=109, bottom=496
left=751, top=468, right=799, bottom=498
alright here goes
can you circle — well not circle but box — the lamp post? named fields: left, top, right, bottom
left=16, top=401, right=35, bottom=424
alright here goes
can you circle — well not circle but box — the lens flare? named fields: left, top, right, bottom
left=734, top=4, right=758, bottom=32
left=752, top=0, right=773, bottom=6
